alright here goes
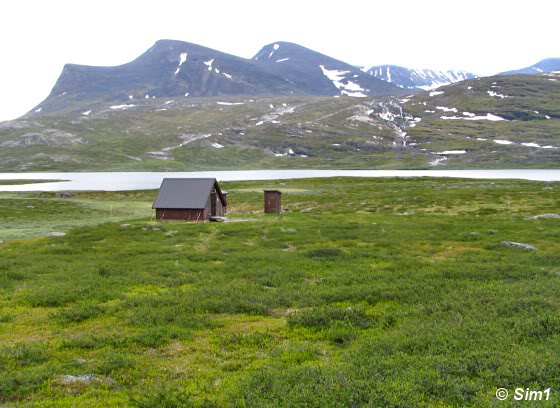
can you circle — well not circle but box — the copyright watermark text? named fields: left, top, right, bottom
left=496, top=387, right=551, bottom=401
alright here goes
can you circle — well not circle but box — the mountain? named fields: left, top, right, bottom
left=4, top=42, right=560, bottom=172
left=29, top=40, right=403, bottom=116
left=2, top=73, right=559, bottom=172
left=365, top=65, right=477, bottom=90
left=252, top=42, right=400, bottom=97
left=498, top=58, right=560, bottom=75
left=31, top=40, right=294, bottom=115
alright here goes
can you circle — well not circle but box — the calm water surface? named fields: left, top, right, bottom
left=0, top=170, right=559, bottom=191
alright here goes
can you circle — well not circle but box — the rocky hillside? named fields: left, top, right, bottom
left=365, top=65, right=477, bottom=90
left=400, top=73, right=560, bottom=167
left=28, top=40, right=403, bottom=116
left=1, top=96, right=425, bottom=172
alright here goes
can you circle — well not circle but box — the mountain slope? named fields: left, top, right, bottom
left=499, top=58, right=560, bottom=75
left=366, top=65, right=477, bottom=90
left=399, top=73, right=560, bottom=167
left=1, top=96, right=428, bottom=172
left=30, top=40, right=403, bottom=116
left=2, top=73, right=560, bottom=172
left=252, top=42, right=401, bottom=97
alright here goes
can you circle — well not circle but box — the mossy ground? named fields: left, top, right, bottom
left=1, top=177, right=559, bottom=406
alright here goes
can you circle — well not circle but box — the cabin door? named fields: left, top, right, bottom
left=210, top=191, right=217, bottom=216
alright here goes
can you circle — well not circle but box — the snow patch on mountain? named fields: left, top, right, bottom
left=110, top=104, right=135, bottom=110
left=366, top=65, right=477, bottom=90
left=217, top=101, right=244, bottom=106
left=437, top=150, right=466, bottom=155
left=269, top=43, right=280, bottom=59
left=175, top=52, right=187, bottom=75
left=204, top=59, right=214, bottom=71
left=437, top=106, right=458, bottom=113
left=440, top=113, right=507, bottom=121
left=319, top=65, right=368, bottom=97
left=487, top=90, right=509, bottom=98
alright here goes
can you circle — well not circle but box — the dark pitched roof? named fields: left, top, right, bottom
left=152, top=178, right=224, bottom=209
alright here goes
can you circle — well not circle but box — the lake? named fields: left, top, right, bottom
left=0, top=170, right=559, bottom=191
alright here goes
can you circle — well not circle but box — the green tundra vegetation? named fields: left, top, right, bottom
left=0, top=177, right=559, bottom=407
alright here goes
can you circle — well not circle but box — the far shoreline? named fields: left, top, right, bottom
left=0, top=179, right=67, bottom=186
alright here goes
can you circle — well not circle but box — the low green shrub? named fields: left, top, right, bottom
left=287, top=305, right=370, bottom=329
left=96, top=351, right=133, bottom=375
left=305, top=248, right=344, bottom=260
left=0, top=343, right=49, bottom=367
left=129, top=384, right=194, bottom=407
left=26, top=286, right=80, bottom=307
left=52, top=302, right=105, bottom=323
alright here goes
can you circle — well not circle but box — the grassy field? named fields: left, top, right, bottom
left=0, top=191, right=151, bottom=241
left=1, top=177, right=560, bottom=406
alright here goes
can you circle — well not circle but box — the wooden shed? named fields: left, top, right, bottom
left=264, top=190, right=282, bottom=213
left=152, top=178, right=227, bottom=222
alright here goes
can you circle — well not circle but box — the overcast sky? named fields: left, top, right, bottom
left=1, top=0, right=558, bottom=122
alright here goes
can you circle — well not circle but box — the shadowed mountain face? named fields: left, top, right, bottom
left=366, top=65, right=477, bottom=90
left=499, top=58, right=560, bottom=75
left=31, top=40, right=403, bottom=115
left=37, top=40, right=294, bottom=114
left=252, top=42, right=400, bottom=97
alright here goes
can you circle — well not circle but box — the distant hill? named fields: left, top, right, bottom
left=499, top=58, right=560, bottom=75
left=400, top=72, right=560, bottom=167
left=29, top=40, right=403, bottom=116
left=365, top=65, right=477, bottom=90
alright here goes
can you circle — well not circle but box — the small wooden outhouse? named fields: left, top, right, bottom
left=264, top=190, right=282, bottom=213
